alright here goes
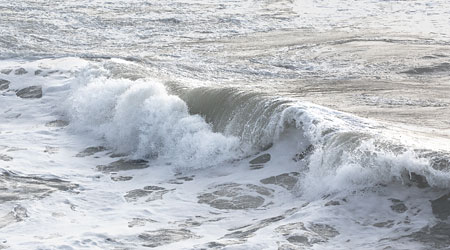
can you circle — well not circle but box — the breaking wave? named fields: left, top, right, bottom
left=65, top=70, right=241, bottom=169
left=64, top=65, right=450, bottom=195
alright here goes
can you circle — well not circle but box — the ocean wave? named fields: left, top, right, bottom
left=64, top=64, right=450, bottom=194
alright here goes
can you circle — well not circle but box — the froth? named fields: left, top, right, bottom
left=66, top=74, right=240, bottom=169
left=271, top=103, right=450, bottom=197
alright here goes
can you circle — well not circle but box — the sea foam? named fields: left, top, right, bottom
left=65, top=72, right=240, bottom=169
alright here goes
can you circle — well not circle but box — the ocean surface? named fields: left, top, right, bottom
left=1, top=0, right=450, bottom=249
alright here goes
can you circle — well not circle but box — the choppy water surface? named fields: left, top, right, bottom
left=1, top=0, right=450, bottom=249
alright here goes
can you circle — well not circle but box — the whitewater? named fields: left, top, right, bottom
left=1, top=0, right=450, bottom=249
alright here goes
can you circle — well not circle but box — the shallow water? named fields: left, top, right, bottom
left=1, top=0, right=450, bottom=249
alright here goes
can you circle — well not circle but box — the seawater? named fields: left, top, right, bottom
left=1, top=0, right=450, bottom=249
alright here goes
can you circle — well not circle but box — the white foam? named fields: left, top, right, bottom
left=65, top=71, right=241, bottom=169
left=267, top=101, right=450, bottom=198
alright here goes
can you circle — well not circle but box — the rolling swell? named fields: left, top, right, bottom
left=65, top=68, right=450, bottom=193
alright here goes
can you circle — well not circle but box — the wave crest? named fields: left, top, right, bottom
left=66, top=75, right=240, bottom=169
